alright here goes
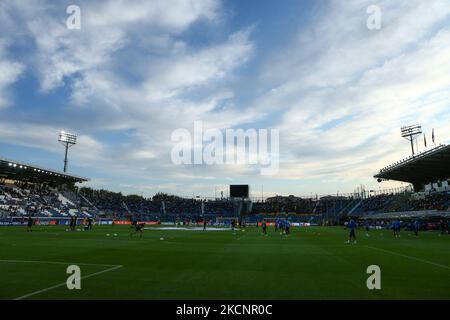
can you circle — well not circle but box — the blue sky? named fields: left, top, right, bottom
left=1, top=0, right=450, bottom=198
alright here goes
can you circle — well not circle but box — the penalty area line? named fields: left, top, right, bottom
left=12, top=265, right=123, bottom=300
left=364, top=245, right=450, bottom=271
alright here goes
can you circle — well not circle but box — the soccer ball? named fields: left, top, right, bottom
left=160, top=237, right=164, bottom=241
left=114, top=233, right=118, bottom=237
left=106, top=234, right=110, bottom=236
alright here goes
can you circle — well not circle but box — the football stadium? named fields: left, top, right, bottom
left=1, top=140, right=449, bottom=300
left=1, top=0, right=450, bottom=309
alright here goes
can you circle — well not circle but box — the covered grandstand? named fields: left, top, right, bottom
left=0, top=157, right=88, bottom=184
left=339, top=144, right=450, bottom=221
left=374, top=144, right=450, bottom=191
left=0, top=156, right=93, bottom=224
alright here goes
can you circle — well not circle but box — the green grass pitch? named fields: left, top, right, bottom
left=0, top=225, right=449, bottom=300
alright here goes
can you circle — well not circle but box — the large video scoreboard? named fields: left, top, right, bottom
left=229, top=185, right=249, bottom=198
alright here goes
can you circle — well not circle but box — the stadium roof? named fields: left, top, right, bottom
left=0, top=157, right=89, bottom=184
left=374, top=144, right=450, bottom=190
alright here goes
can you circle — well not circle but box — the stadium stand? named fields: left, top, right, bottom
left=348, top=192, right=450, bottom=217
left=0, top=158, right=93, bottom=224
left=1, top=151, right=449, bottom=227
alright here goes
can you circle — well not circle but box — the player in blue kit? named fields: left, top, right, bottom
left=346, top=219, right=357, bottom=244
left=364, top=220, right=370, bottom=237
left=393, top=220, right=401, bottom=238
left=284, top=220, right=291, bottom=235
left=412, top=220, right=420, bottom=237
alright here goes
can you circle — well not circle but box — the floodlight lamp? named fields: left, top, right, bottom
left=58, top=131, right=77, bottom=145
left=58, top=130, right=78, bottom=172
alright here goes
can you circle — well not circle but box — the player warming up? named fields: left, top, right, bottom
left=261, top=219, right=267, bottom=236
left=364, top=220, right=370, bottom=237
left=26, top=214, right=33, bottom=232
left=131, top=221, right=144, bottom=238
left=393, top=220, right=401, bottom=238
left=346, top=219, right=357, bottom=244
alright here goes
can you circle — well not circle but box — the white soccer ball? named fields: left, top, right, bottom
left=106, top=234, right=110, bottom=236
left=114, top=233, right=118, bottom=237
left=160, top=237, right=164, bottom=241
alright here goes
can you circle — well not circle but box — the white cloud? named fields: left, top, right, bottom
left=0, top=40, right=25, bottom=107
left=3, top=0, right=221, bottom=91
left=0, top=60, right=24, bottom=107
left=1, top=0, right=450, bottom=197
left=246, top=0, right=450, bottom=194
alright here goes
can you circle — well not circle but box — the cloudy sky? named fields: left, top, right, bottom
left=1, top=0, right=449, bottom=198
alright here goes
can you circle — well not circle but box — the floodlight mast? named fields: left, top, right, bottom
left=400, top=124, right=422, bottom=156
left=58, top=131, right=77, bottom=172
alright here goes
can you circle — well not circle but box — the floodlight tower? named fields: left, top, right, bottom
left=401, top=124, right=422, bottom=156
left=58, top=131, right=77, bottom=172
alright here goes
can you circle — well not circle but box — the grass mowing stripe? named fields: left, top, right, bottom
left=1, top=226, right=449, bottom=299
left=13, top=265, right=123, bottom=300
left=0, top=259, right=120, bottom=267
left=364, top=245, right=450, bottom=270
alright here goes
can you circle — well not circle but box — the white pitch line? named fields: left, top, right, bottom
left=0, top=259, right=119, bottom=267
left=13, top=265, right=123, bottom=300
left=364, top=245, right=450, bottom=271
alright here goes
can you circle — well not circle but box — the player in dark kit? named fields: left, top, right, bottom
left=27, top=215, right=33, bottom=232
left=203, top=219, right=207, bottom=230
left=83, top=217, right=93, bottom=231
left=131, top=222, right=144, bottom=238
left=262, top=220, right=267, bottom=235
left=231, top=219, right=237, bottom=235
left=439, top=219, right=447, bottom=235
left=70, top=215, right=78, bottom=231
